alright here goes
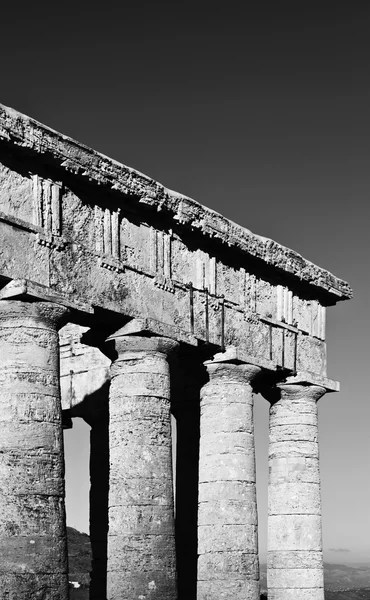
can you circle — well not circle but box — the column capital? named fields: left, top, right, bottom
left=0, top=299, right=69, bottom=330
left=204, top=359, right=262, bottom=387
left=262, top=381, right=327, bottom=405
left=106, top=332, right=179, bottom=359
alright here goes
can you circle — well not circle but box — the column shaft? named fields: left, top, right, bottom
left=267, top=383, right=326, bottom=600
left=107, top=336, right=177, bottom=600
left=0, top=300, right=69, bottom=600
left=197, top=362, right=261, bottom=600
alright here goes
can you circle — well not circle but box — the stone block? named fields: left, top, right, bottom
left=269, top=456, right=320, bottom=483
left=268, top=515, right=322, bottom=551
left=107, top=570, right=177, bottom=600
left=197, top=578, right=260, bottom=600
left=269, top=482, right=321, bottom=514
left=268, top=567, right=324, bottom=588
left=267, top=550, right=323, bottom=569
left=200, top=402, right=254, bottom=434
left=198, top=524, right=257, bottom=553
left=0, top=573, right=69, bottom=600
left=108, top=505, right=174, bottom=535
left=199, top=431, right=254, bottom=457
left=197, top=551, right=259, bottom=579
left=107, top=534, right=176, bottom=572
left=199, top=452, right=256, bottom=483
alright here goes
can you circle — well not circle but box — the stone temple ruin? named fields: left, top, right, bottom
left=0, top=103, right=352, bottom=600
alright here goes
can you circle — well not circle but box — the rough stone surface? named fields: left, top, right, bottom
left=107, top=335, right=177, bottom=600
left=0, top=300, right=69, bottom=600
left=197, top=579, right=260, bottom=600
left=0, top=574, right=69, bottom=600
left=266, top=383, right=326, bottom=600
left=197, top=362, right=261, bottom=600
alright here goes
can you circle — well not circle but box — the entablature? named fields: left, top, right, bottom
left=0, top=103, right=352, bottom=303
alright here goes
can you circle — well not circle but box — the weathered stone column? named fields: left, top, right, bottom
left=0, top=300, right=69, bottom=600
left=267, top=382, right=326, bottom=600
left=106, top=334, right=178, bottom=600
left=197, top=360, right=261, bottom=600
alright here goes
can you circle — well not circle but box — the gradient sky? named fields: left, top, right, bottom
left=1, top=2, right=369, bottom=563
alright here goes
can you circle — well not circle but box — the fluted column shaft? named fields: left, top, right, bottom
left=0, top=300, right=69, bottom=600
left=267, top=383, right=326, bottom=600
left=197, top=361, right=261, bottom=600
left=107, top=335, right=178, bottom=600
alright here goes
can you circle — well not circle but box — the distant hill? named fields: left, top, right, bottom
left=325, top=591, right=370, bottom=599
left=261, top=592, right=370, bottom=600
left=324, top=563, right=370, bottom=591
left=67, top=527, right=91, bottom=599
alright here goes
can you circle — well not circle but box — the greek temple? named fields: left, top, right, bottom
left=0, top=103, right=352, bottom=599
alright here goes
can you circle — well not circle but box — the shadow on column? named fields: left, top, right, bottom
left=76, top=381, right=110, bottom=600
left=172, top=351, right=207, bottom=600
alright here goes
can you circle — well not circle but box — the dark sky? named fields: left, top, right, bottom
left=2, top=3, right=369, bottom=264
left=2, top=2, right=369, bottom=560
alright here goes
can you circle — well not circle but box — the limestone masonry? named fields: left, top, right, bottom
left=0, top=103, right=352, bottom=600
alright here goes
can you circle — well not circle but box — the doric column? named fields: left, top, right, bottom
left=106, top=334, right=178, bottom=600
left=0, top=300, right=69, bottom=600
left=267, top=382, right=326, bottom=600
left=197, top=360, right=261, bottom=600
